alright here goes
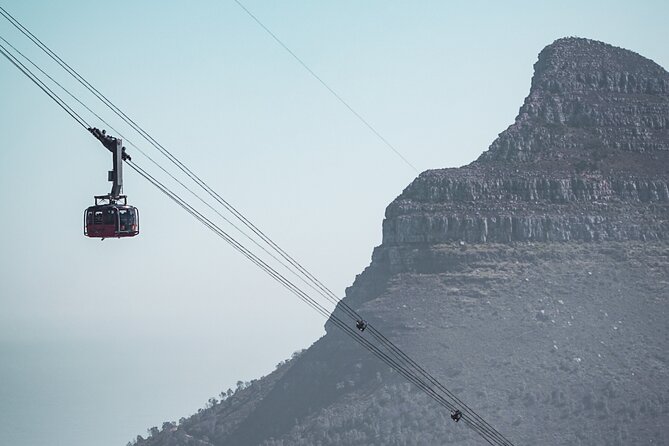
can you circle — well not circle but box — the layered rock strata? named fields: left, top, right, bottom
left=384, top=37, right=669, bottom=247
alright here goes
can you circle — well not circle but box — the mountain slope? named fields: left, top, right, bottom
left=133, top=37, right=669, bottom=446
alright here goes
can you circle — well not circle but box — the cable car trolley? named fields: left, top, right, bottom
left=84, top=128, right=139, bottom=239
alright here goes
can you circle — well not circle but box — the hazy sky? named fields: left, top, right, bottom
left=1, top=1, right=667, bottom=445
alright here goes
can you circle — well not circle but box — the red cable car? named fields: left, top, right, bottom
left=84, top=197, right=139, bottom=239
left=84, top=128, right=140, bottom=239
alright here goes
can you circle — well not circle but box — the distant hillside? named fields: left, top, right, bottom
left=132, top=37, right=669, bottom=446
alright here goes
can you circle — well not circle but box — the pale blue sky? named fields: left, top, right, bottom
left=0, top=1, right=667, bottom=445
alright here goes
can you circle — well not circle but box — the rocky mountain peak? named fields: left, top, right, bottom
left=132, top=38, right=669, bottom=446
left=532, top=37, right=668, bottom=95
left=382, top=38, right=669, bottom=251
left=477, top=37, right=669, bottom=167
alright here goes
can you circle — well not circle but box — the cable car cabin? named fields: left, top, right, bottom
left=84, top=204, right=139, bottom=239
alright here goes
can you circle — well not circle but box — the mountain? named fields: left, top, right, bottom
left=131, top=37, right=669, bottom=446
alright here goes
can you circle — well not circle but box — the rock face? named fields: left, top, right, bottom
left=384, top=174, right=669, bottom=244
left=133, top=38, right=669, bottom=446
left=480, top=37, right=669, bottom=163
left=385, top=37, right=669, bottom=248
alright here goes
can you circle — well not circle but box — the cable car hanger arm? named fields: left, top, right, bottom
left=88, top=127, right=131, bottom=201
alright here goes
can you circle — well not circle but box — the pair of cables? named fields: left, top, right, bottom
left=0, top=6, right=514, bottom=445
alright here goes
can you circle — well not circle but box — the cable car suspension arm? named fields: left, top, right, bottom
left=88, top=127, right=131, bottom=204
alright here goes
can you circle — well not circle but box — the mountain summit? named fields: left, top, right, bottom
left=133, top=38, right=669, bottom=446
left=480, top=37, right=668, bottom=168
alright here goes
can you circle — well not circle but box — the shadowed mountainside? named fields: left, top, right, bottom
left=132, top=37, right=669, bottom=446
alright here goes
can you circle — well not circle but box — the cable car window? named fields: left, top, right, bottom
left=119, top=209, right=134, bottom=231
left=103, top=208, right=116, bottom=225
left=94, top=211, right=103, bottom=224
